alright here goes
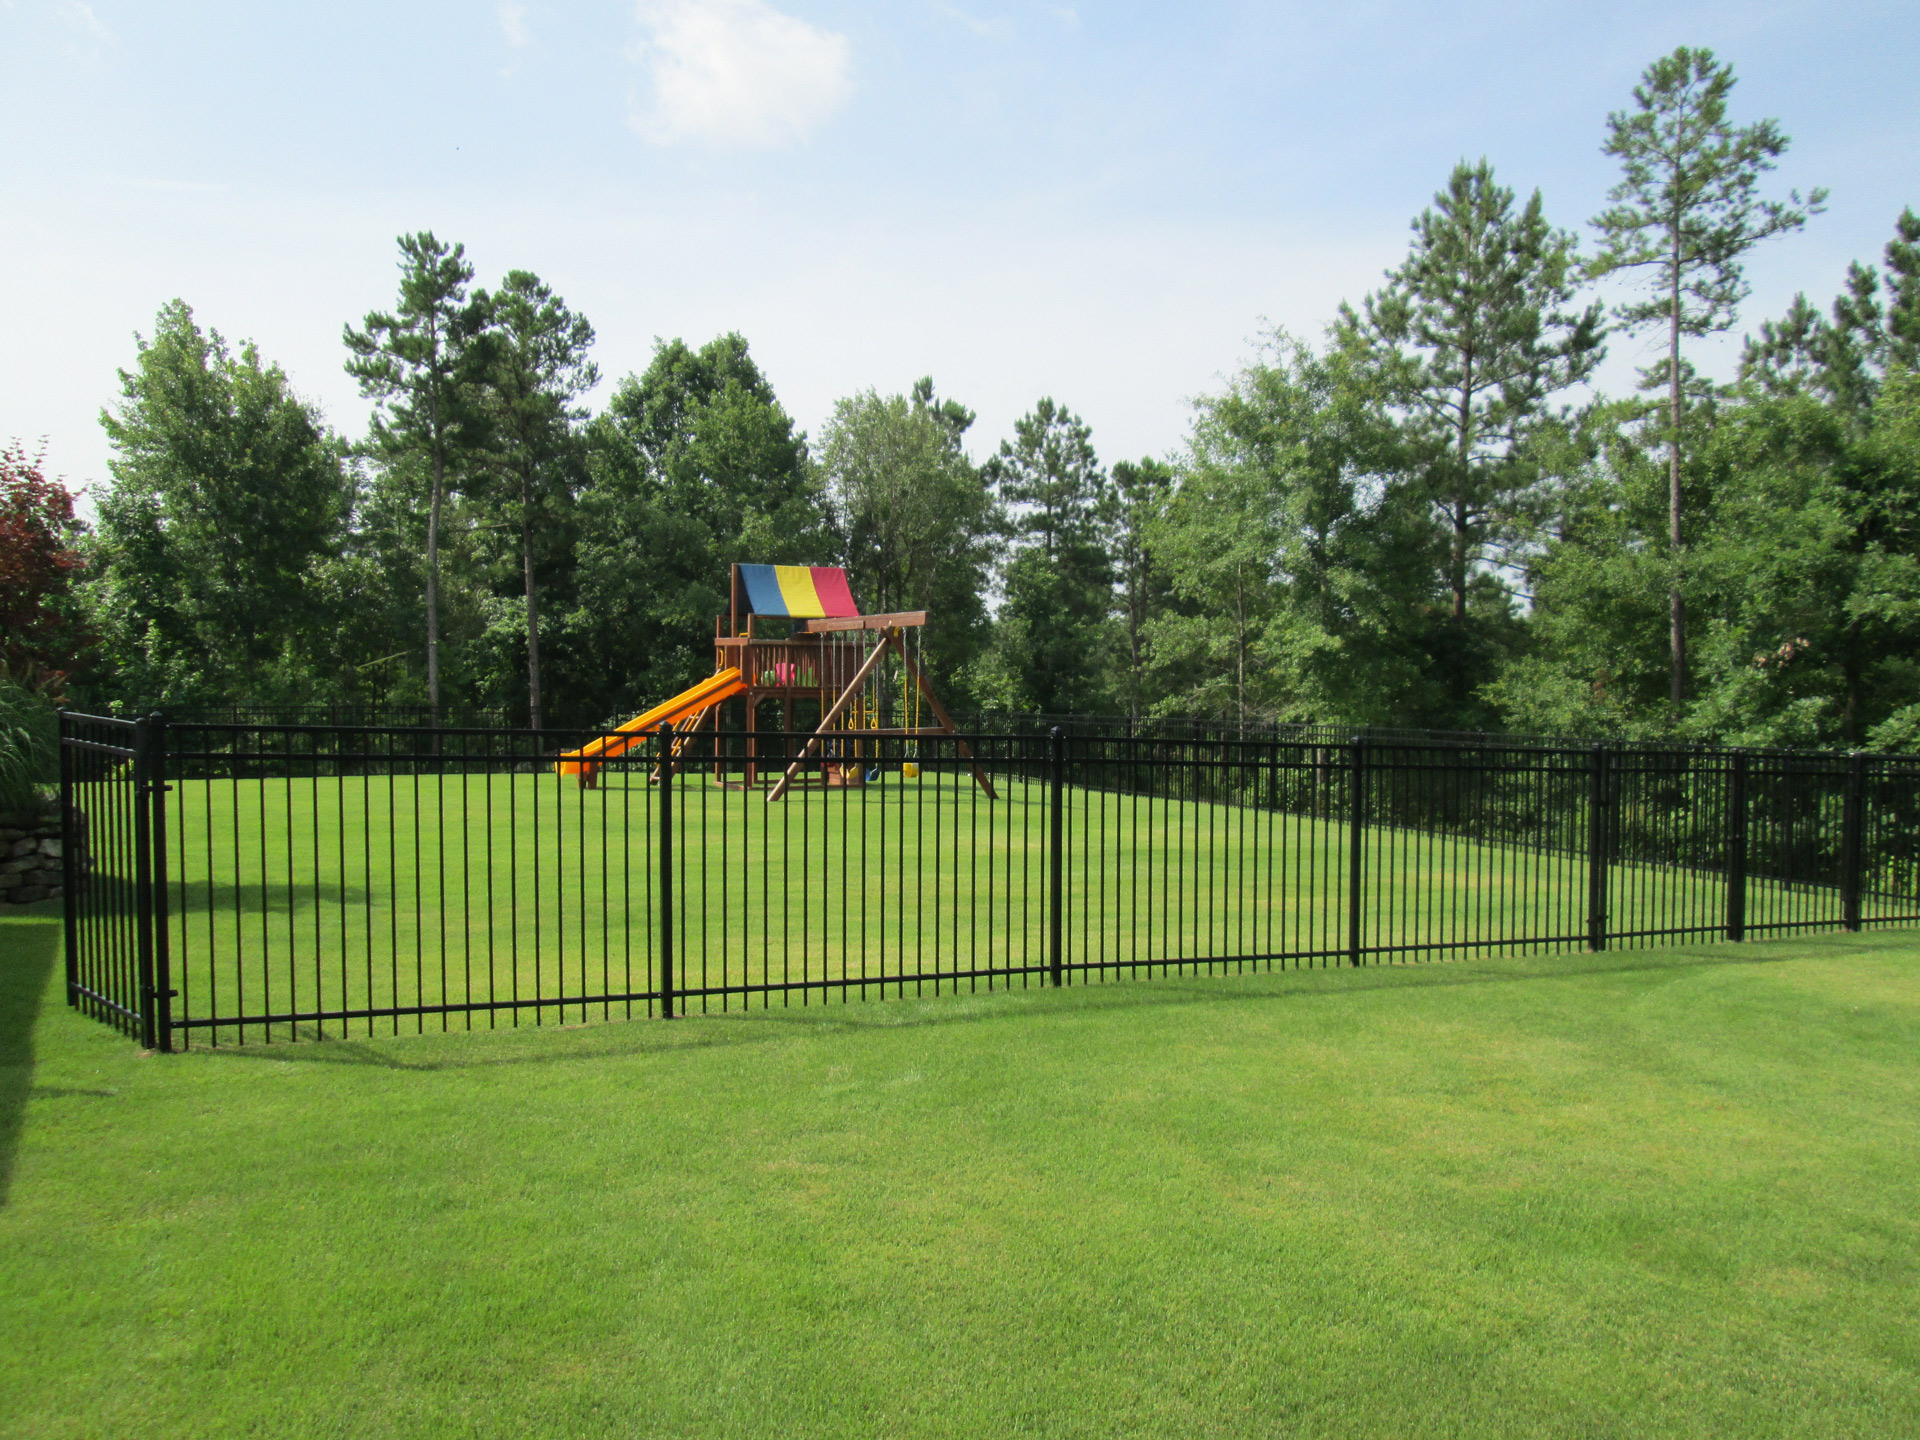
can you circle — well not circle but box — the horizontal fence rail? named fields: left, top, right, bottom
left=57, top=713, right=1920, bottom=1048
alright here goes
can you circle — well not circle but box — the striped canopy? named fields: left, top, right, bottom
left=737, top=565, right=860, bottom=619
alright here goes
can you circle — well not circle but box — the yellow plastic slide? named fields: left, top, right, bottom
left=556, top=668, right=745, bottom=780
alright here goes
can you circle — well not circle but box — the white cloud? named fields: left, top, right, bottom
left=628, top=0, right=851, bottom=149
left=57, top=0, right=111, bottom=43
left=497, top=0, right=528, bottom=47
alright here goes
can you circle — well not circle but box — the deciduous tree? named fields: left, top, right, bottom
left=0, top=442, right=89, bottom=686
left=819, top=379, right=994, bottom=691
left=1109, top=458, right=1177, bottom=723
left=1151, top=336, right=1438, bottom=725
left=92, top=301, right=350, bottom=707
left=568, top=334, right=829, bottom=724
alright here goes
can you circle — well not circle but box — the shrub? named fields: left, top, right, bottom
left=0, top=672, right=58, bottom=816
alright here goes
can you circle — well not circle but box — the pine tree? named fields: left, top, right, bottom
left=1340, top=159, right=1603, bottom=626
left=1588, top=48, right=1824, bottom=709
left=1745, top=208, right=1920, bottom=418
left=1110, top=458, right=1175, bottom=723
left=476, top=271, right=597, bottom=729
left=985, top=399, right=1115, bottom=714
left=344, top=234, right=490, bottom=723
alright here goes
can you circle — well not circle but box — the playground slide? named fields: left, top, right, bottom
left=556, top=668, right=746, bottom=778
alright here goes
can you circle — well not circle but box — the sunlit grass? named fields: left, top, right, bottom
left=6, top=912, right=1920, bottom=1437
left=142, top=766, right=1855, bottom=1045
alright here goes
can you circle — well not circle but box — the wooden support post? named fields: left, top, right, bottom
left=767, top=633, right=899, bottom=801
left=745, top=687, right=758, bottom=788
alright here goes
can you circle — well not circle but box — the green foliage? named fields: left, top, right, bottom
left=984, top=399, right=1116, bottom=713
left=1745, top=208, right=1920, bottom=419
left=0, top=443, right=90, bottom=686
left=563, top=334, right=830, bottom=725
left=820, top=380, right=995, bottom=700
left=87, top=300, right=351, bottom=710
left=344, top=233, right=492, bottom=716
left=1339, top=160, right=1604, bottom=622
left=1495, top=371, right=1920, bottom=747
left=1589, top=48, right=1824, bottom=369
left=1150, top=335, right=1452, bottom=726
left=1484, top=407, right=1678, bottom=737
left=0, top=671, right=58, bottom=814
left=1588, top=46, right=1825, bottom=706
left=467, top=270, right=598, bottom=728
left=1109, top=457, right=1179, bottom=722
left=27, top=56, right=1894, bottom=747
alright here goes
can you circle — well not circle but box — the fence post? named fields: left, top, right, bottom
left=1269, top=724, right=1280, bottom=811
left=1049, top=726, right=1065, bottom=987
left=131, top=715, right=158, bottom=1051
left=1841, top=752, right=1866, bottom=932
left=1347, top=738, right=1365, bottom=966
left=1725, top=751, right=1748, bottom=943
left=58, top=709, right=78, bottom=1009
left=1586, top=744, right=1610, bottom=953
left=147, top=714, right=174, bottom=1052
left=658, top=723, right=676, bottom=1017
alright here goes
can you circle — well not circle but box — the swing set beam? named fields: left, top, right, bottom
left=765, top=628, right=997, bottom=803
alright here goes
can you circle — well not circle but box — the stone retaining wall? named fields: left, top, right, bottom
left=0, top=810, right=84, bottom=906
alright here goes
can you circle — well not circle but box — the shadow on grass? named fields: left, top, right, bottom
left=187, top=931, right=1897, bottom=1074
left=169, top=879, right=373, bottom=914
left=0, top=918, right=59, bottom=1206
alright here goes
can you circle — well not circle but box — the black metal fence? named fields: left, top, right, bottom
left=59, top=713, right=169, bottom=1048
left=58, top=713, right=1920, bottom=1049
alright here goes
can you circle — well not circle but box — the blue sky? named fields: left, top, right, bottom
left=3, top=0, right=1914, bottom=502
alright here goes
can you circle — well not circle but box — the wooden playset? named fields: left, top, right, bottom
left=558, top=564, right=995, bottom=801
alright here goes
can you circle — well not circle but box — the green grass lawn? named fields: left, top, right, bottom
left=142, top=769, right=1835, bottom=1043
left=7, top=900, right=1920, bottom=1437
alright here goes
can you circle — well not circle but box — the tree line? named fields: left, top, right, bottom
left=6, top=45, right=1919, bottom=748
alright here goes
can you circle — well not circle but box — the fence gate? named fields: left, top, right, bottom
left=58, top=712, right=172, bottom=1051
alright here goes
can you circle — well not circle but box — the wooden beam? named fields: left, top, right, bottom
left=793, top=611, right=927, bottom=634
left=821, top=727, right=965, bottom=736
left=766, top=633, right=898, bottom=802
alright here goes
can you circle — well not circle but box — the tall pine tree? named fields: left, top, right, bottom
left=1588, top=48, right=1824, bottom=709
left=1339, top=161, right=1603, bottom=622
left=344, top=233, right=490, bottom=722
left=475, top=270, right=597, bottom=729
left=985, top=399, right=1115, bottom=714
